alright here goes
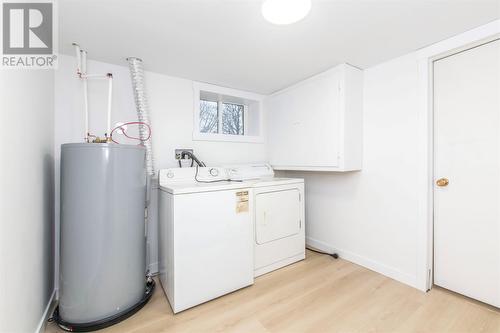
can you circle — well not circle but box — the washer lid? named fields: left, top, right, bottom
left=160, top=181, right=251, bottom=194
left=159, top=167, right=251, bottom=194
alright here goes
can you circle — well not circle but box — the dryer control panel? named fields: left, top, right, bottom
left=226, top=164, right=274, bottom=181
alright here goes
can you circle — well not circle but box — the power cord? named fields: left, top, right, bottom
left=181, top=151, right=205, bottom=167
left=306, top=246, right=339, bottom=259
left=194, top=165, right=243, bottom=184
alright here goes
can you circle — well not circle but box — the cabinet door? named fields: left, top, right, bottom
left=267, top=70, right=341, bottom=167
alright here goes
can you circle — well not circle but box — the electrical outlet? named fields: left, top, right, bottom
left=175, top=149, right=193, bottom=160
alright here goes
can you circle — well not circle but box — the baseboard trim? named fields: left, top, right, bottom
left=36, top=289, right=57, bottom=333
left=306, top=237, right=418, bottom=289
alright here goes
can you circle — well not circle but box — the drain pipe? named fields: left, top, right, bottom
left=127, top=57, right=155, bottom=177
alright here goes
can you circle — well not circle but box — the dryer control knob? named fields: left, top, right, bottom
left=209, top=168, right=219, bottom=177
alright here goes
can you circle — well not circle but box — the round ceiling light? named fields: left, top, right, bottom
left=261, top=0, right=312, bottom=25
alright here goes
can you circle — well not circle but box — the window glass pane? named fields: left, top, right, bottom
left=222, top=103, right=244, bottom=135
left=199, top=100, right=218, bottom=133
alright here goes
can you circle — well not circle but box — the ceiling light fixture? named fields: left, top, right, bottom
left=262, top=0, right=312, bottom=25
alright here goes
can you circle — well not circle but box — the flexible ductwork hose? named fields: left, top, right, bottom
left=127, top=57, right=155, bottom=176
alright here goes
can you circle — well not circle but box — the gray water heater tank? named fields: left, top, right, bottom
left=59, top=143, right=149, bottom=327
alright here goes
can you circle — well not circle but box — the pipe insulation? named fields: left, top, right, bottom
left=127, top=57, right=155, bottom=176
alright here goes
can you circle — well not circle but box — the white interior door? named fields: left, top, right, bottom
left=433, top=38, right=500, bottom=308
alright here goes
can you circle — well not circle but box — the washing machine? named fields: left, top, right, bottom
left=226, top=164, right=305, bottom=276
left=158, top=166, right=254, bottom=313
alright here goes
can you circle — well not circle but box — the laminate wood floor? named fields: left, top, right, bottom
left=46, top=251, right=500, bottom=333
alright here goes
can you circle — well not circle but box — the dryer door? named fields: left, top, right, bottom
left=255, top=189, right=301, bottom=244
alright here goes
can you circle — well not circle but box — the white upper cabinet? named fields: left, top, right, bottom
left=265, top=64, right=363, bottom=171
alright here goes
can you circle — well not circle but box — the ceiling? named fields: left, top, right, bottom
left=59, top=0, right=500, bottom=94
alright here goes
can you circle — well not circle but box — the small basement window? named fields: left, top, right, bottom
left=200, top=100, right=245, bottom=135
left=193, top=82, right=263, bottom=143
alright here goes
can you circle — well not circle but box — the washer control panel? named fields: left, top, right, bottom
left=159, top=167, right=228, bottom=186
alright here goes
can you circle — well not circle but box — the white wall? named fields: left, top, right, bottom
left=283, top=52, right=421, bottom=288
left=0, top=71, right=55, bottom=333
left=54, top=55, right=267, bottom=285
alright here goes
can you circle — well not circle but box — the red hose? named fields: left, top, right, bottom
left=110, top=121, right=151, bottom=145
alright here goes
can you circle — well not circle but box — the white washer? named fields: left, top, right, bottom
left=226, top=164, right=305, bottom=276
left=158, top=167, right=254, bottom=313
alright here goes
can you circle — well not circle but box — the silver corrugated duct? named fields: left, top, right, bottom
left=127, top=57, right=155, bottom=176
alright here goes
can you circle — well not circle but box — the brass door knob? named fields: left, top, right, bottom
left=436, top=178, right=449, bottom=187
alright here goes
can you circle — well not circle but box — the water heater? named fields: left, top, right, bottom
left=56, top=143, right=154, bottom=331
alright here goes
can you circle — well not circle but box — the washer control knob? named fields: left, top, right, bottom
left=209, top=168, right=219, bottom=177
left=167, top=171, right=174, bottom=178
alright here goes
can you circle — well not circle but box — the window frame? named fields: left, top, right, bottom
left=193, top=82, right=264, bottom=143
